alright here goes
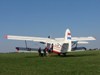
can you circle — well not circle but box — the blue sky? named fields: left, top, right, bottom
left=0, top=0, right=100, bottom=52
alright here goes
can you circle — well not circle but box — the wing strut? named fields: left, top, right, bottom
left=25, top=40, right=28, bottom=49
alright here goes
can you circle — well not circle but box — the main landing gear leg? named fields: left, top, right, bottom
left=58, top=53, right=61, bottom=56
left=58, top=53, right=67, bottom=56
left=62, top=53, right=66, bottom=56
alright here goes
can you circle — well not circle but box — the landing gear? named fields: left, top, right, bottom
left=58, top=53, right=67, bottom=56
left=62, top=53, right=66, bottom=56
left=58, top=53, right=61, bottom=56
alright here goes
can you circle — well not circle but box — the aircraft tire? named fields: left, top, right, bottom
left=58, top=53, right=61, bottom=56
left=62, top=53, right=66, bottom=56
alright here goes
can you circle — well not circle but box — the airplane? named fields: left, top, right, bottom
left=5, top=28, right=96, bottom=55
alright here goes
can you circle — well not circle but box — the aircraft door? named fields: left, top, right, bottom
left=61, top=43, right=69, bottom=53
left=47, top=43, right=51, bottom=49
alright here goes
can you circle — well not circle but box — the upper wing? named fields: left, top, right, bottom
left=5, top=35, right=57, bottom=44
left=5, top=35, right=96, bottom=44
left=72, top=37, right=96, bottom=41
left=55, top=36, right=96, bottom=44
left=72, top=37, right=96, bottom=44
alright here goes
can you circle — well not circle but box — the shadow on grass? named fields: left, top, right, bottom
left=49, top=53, right=97, bottom=58
left=61, top=54, right=97, bottom=57
left=25, top=53, right=97, bottom=58
left=25, top=55, right=49, bottom=58
left=25, top=56, right=40, bottom=58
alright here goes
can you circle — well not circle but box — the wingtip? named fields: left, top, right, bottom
left=4, top=35, right=8, bottom=39
left=88, top=36, right=96, bottom=40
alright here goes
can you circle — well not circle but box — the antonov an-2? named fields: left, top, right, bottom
left=5, top=29, right=96, bottom=55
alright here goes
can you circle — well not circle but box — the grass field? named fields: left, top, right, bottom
left=0, top=50, right=100, bottom=75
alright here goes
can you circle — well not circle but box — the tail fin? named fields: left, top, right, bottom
left=65, top=29, right=71, bottom=41
left=64, top=29, right=72, bottom=52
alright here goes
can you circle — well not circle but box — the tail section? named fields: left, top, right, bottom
left=65, top=29, right=71, bottom=41
left=64, top=29, right=72, bottom=52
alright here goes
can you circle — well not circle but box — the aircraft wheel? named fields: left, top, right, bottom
left=62, top=53, right=66, bottom=56
left=58, top=53, right=61, bottom=56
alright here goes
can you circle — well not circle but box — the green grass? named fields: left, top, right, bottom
left=0, top=50, right=100, bottom=75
